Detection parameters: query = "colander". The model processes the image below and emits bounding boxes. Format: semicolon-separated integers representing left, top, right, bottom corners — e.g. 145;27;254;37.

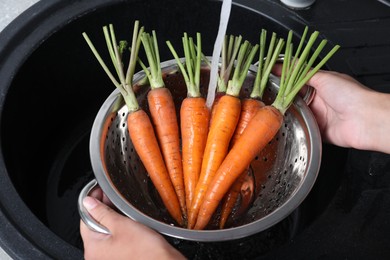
78;59;321;242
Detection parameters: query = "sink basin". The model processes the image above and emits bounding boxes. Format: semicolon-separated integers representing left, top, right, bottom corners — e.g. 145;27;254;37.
0;0;345;258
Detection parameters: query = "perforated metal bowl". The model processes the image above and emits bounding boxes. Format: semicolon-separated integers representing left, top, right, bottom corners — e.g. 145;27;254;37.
79;59;321;242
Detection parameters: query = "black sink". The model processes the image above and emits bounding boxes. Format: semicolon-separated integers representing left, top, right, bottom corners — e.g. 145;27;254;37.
0;0;389;259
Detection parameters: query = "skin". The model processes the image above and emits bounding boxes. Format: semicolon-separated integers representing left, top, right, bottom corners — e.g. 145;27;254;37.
80;188;185;260
80;70;390;258
305;70;390;154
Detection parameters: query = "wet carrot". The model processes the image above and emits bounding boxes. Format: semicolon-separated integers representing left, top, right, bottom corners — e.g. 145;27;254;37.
209;35;242;125
139;31;187;219
127;110;183;224
194;28;340;230
219;30;284;228
83;21;183;225
195;106;283;229
166;33;210;220
180;98;210;213
187;40;259;228
235;170;255;218
218;99;263;228
218;169;247;229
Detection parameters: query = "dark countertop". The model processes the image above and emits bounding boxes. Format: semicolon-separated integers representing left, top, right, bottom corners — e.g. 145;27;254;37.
294;0;390;92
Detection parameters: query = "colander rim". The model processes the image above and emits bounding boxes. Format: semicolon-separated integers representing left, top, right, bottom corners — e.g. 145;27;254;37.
89;60;322;242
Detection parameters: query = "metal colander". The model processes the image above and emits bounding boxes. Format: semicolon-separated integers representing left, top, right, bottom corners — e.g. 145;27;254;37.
79;59;321;242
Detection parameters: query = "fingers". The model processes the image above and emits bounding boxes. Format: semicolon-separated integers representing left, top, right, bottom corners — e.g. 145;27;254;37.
82;196;122;234
89;187;104;200
89;186;116;208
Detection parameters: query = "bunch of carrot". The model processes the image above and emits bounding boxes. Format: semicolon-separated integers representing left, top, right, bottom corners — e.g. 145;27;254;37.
83;21;184;226
83;21;339;230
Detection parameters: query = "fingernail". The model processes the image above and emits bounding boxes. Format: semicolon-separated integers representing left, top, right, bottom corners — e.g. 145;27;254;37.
83;196;98;211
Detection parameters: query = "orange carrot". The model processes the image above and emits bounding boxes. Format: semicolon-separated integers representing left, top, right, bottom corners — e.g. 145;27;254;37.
83;21;183;225
219;30;284;228
195;106;283;229
209;35;242;125
218;99;263;228
235;170;255;218
180;98;209;212
194;28;340;230
218;169;247;229
127;109;183;224
139;31;187;219
187;40;259;228
166;33;210;220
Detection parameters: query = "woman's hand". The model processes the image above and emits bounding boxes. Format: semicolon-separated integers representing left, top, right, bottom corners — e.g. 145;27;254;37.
273;65;390;154
80;187;185;260
306;70;390;154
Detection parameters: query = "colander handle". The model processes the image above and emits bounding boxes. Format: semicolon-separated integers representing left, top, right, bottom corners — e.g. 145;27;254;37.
78;179;111;235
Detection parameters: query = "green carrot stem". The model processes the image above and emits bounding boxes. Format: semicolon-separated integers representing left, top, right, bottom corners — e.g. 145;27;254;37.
295;39;327;85
189;37;197;68
282;27;309;94
226;35;234;64
219;35;228;83
251;30;284;99
183;33;195;90
283;44;340;108
258;38;284;98
194;33;202;90
272;27;340;115
166;32;202;98
166;42;188;81
141;31;165;89
82;21;142;112
279;42;292;96
284;31;319;95
289;26;308;77
108;25;127;92
83;32;120;89
217;35;242;93
103;25;120;79
252;29;267;95
262;32;277;76
282;31;294;87
125;21;144;86
226;40;259;97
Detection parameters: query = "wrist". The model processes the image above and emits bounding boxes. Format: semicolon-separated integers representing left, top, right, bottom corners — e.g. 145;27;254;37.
362;91;390;154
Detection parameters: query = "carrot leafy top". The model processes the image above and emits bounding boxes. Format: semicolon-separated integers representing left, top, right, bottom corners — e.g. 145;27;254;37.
217;35;243;93
166;32;202;98
138;31;165;90
82;21;144;112
251;29;284;100
226;40;259;97
272;27;340;114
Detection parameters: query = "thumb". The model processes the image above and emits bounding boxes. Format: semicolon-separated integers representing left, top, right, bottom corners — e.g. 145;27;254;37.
83;196;122;234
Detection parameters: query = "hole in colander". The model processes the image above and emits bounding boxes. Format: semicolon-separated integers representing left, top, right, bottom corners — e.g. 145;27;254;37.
96;66;317;233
